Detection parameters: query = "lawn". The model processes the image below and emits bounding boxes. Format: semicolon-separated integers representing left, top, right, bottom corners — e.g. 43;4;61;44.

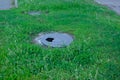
0;0;120;80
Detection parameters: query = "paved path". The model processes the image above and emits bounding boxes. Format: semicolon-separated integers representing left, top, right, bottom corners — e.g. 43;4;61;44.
0;0;17;10
95;0;120;14
0;0;12;10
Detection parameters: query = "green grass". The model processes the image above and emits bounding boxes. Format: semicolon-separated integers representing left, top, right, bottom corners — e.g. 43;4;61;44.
0;0;120;80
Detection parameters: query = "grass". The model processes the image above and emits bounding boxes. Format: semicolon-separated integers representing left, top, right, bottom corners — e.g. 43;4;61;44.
0;0;120;80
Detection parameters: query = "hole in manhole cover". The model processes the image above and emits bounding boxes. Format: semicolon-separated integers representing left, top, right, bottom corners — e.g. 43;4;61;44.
46;38;54;42
34;32;73;48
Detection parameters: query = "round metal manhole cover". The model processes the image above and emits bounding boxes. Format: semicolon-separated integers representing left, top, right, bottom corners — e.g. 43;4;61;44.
34;32;73;47
28;11;41;16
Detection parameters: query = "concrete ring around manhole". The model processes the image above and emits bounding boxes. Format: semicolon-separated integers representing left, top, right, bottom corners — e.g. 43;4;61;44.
34;32;74;48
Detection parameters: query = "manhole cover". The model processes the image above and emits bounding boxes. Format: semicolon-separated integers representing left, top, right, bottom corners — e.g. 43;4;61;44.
28;11;41;16
0;0;18;10
34;32;73;47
